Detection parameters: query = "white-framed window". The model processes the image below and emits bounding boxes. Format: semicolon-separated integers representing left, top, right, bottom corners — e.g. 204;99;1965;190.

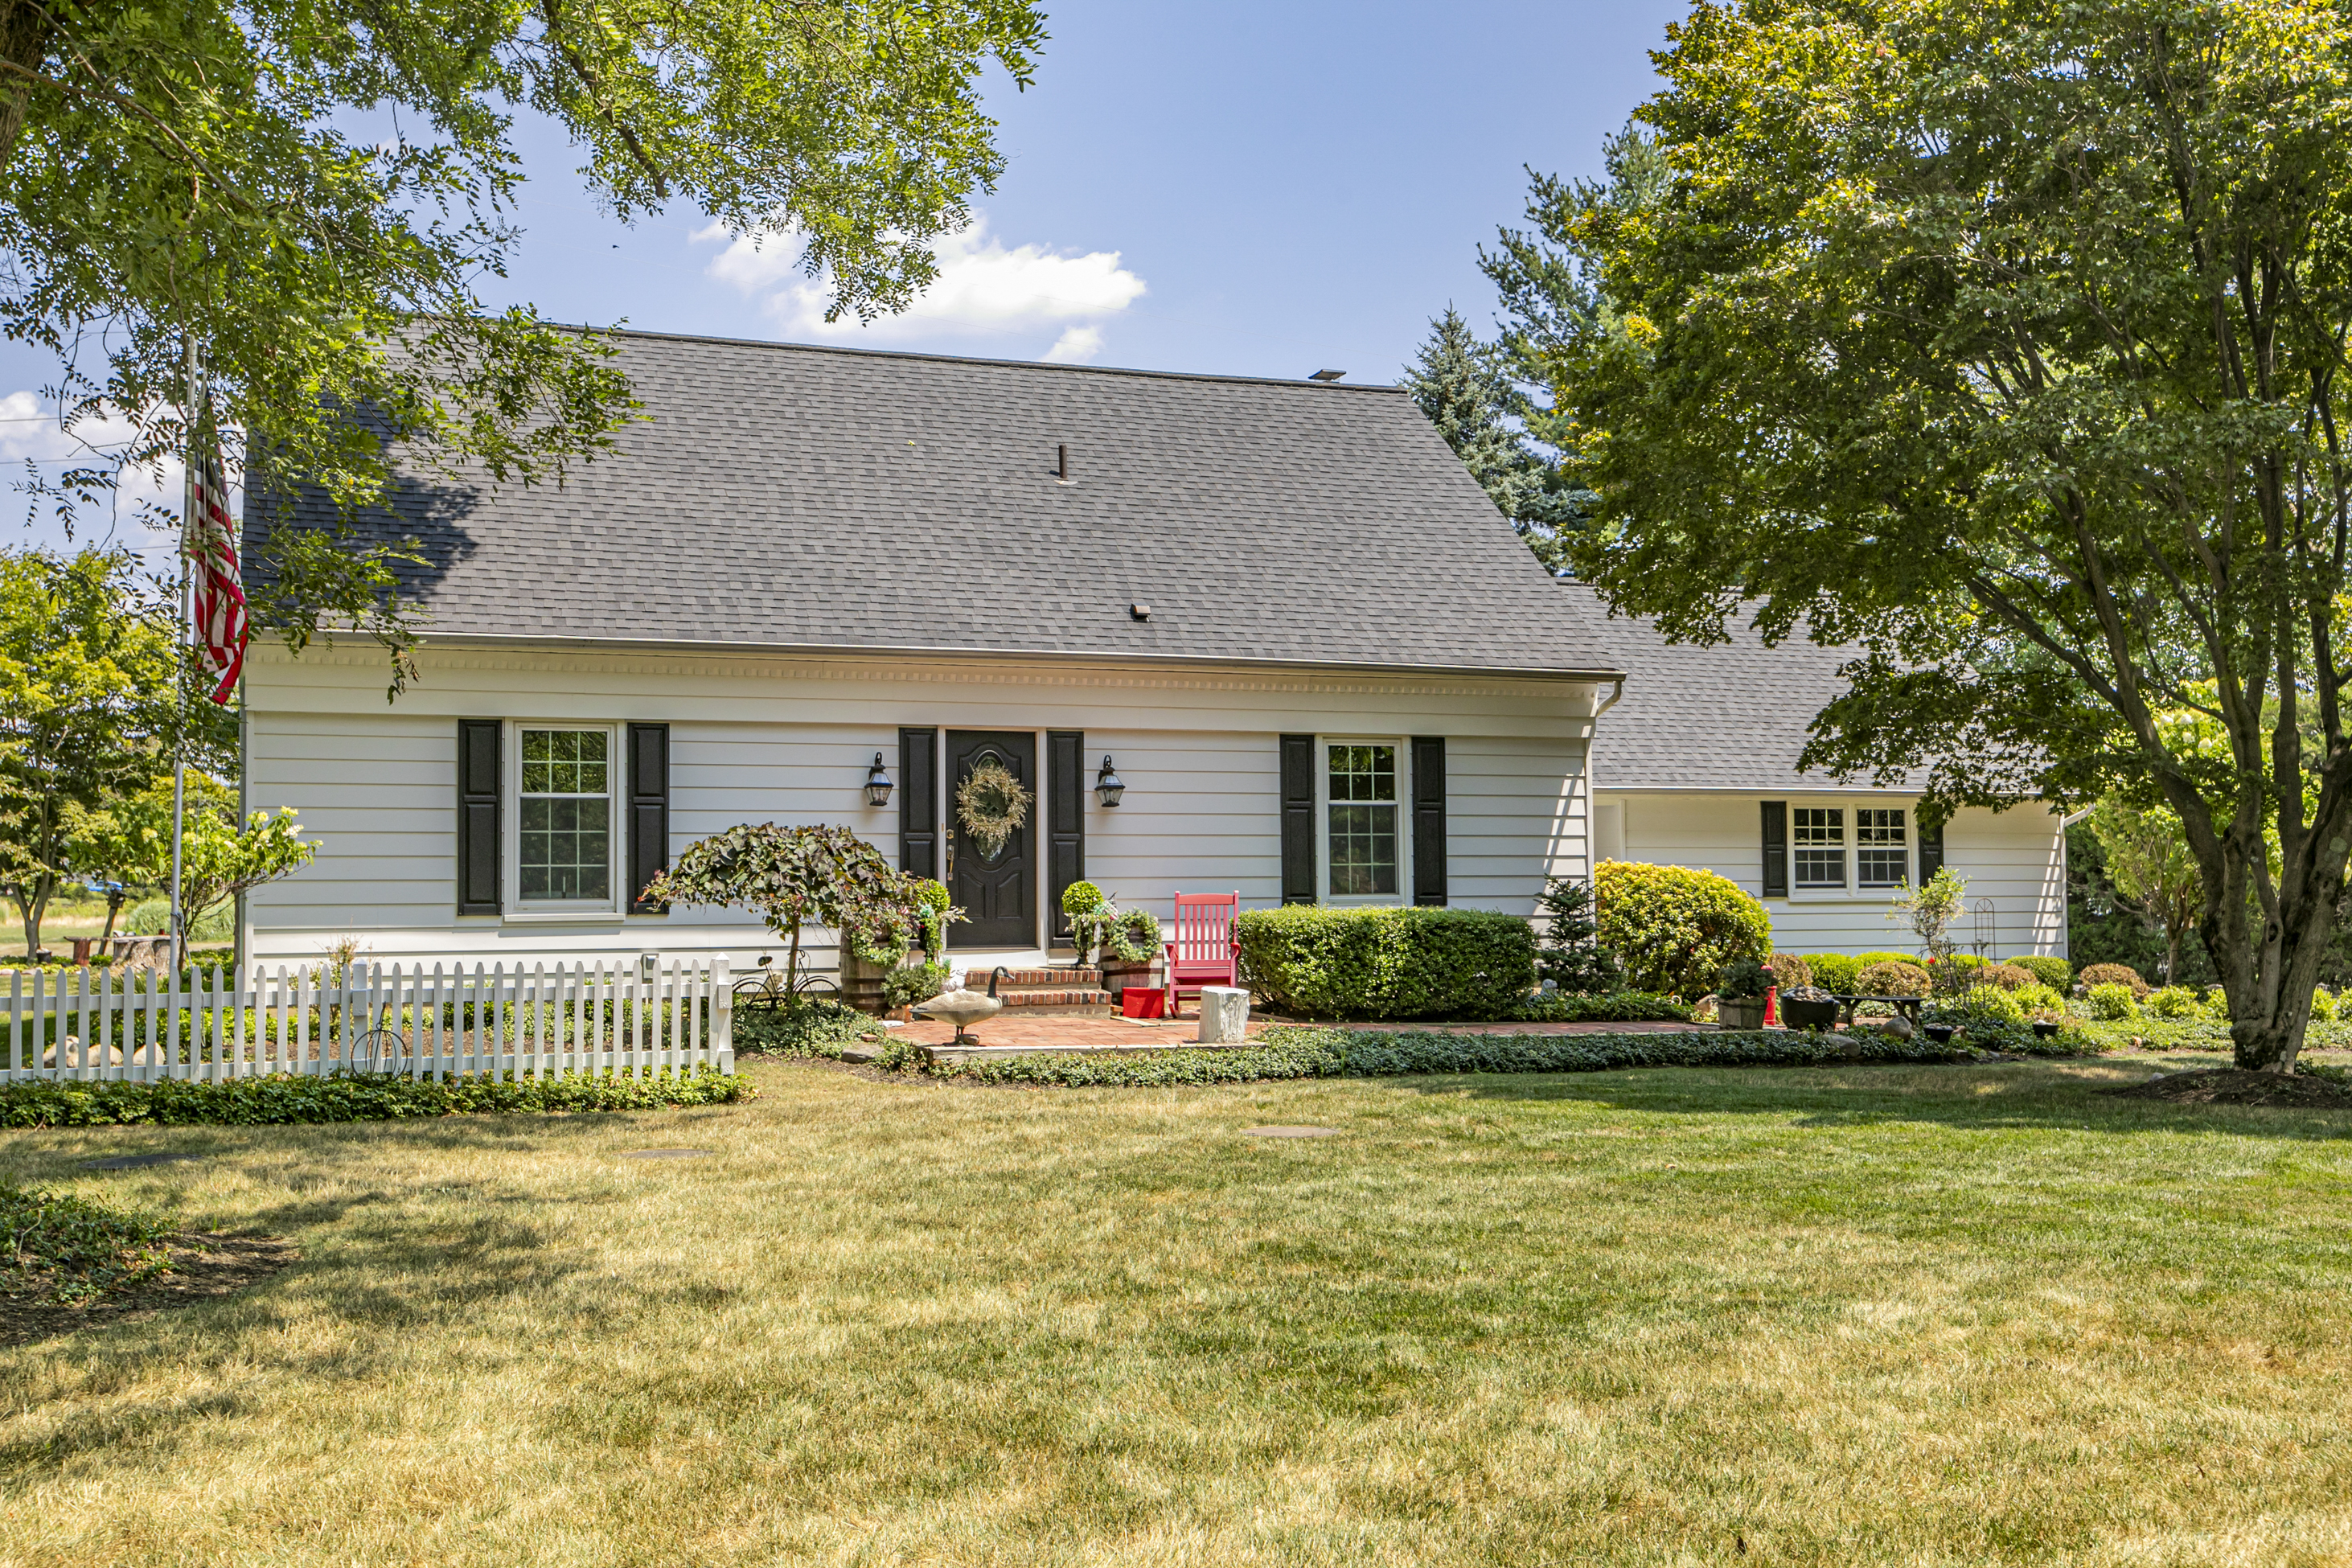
1324;739;1407;901
1781;800;1915;897
508;722;620;914
1857;807;1908;889
1794;807;1846;889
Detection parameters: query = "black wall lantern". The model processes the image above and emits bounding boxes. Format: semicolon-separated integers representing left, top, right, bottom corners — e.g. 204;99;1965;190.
864;752;894;807
1094;754;1126;808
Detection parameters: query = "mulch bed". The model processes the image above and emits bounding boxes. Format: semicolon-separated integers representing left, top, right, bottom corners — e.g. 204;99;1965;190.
2104;1069;2352;1107
0;1232;298;1348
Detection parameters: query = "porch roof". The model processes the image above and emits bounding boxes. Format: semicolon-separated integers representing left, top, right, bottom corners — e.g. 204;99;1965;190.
248;330;1620;682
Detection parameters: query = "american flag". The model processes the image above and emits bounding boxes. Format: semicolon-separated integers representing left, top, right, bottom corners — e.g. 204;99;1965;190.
187;409;247;704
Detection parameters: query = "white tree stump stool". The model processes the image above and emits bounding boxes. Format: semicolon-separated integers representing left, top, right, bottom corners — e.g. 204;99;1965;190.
1197;986;1250;1044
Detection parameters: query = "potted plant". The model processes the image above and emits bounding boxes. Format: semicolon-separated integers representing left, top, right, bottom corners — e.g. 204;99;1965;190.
1716;957;1772;1029
1778;983;1841;1032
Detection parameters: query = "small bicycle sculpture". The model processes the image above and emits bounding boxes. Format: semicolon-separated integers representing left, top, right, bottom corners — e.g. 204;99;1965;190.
730;953;839;1012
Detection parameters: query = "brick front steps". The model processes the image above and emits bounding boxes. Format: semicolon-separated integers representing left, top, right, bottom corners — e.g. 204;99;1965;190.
959;967;1114;1015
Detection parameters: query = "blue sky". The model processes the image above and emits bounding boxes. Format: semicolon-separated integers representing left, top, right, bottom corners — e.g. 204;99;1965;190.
1;0;1686;556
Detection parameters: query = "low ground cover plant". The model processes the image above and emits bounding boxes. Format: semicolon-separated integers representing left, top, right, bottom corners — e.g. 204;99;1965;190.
1233;905;1536;1020
733;999;876;1056
0;1067;753;1128
910;1024;1975;1088
0;1181;176;1305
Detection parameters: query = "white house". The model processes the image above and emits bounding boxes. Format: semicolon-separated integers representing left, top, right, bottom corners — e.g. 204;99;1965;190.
240;333;1620;967
239;330;2066;971
1569;587;2067;958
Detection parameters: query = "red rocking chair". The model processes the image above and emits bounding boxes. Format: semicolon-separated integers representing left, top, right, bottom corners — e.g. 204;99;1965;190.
1165;891;1242;1016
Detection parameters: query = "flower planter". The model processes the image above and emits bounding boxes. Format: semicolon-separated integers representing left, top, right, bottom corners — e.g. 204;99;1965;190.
1102;958;1162;1003
1924;1024;1957;1045
1780;997;1839;1032
2031;1020;2059;1040
838;951;889;1014
1718;996;1768;1030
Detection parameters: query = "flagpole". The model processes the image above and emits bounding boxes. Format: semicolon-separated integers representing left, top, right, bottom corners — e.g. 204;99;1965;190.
170;336;195;975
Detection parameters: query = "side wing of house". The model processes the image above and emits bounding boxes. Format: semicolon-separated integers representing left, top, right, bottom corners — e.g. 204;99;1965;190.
242;642;1606;967
1593;790;2067;958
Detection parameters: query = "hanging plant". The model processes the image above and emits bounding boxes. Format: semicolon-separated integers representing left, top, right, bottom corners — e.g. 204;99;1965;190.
956;761;1031;855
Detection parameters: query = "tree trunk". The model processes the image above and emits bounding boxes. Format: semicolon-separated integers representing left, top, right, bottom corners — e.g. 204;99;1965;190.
12;872;48;960
2192;808;2347;1075
101;888;125;942
0;0;51;166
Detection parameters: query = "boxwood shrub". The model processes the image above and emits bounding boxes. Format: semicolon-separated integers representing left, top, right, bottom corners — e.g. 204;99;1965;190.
1232;905;1537;1021
1593;863;1771;999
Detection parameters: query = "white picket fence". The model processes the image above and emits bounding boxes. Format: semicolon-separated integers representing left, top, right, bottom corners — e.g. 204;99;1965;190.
3;957;734;1082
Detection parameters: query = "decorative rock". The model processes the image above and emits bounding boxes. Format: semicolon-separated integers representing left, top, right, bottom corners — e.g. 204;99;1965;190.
43;1037;125;1069
1197;986;1250;1043
1879;1013;1915;1040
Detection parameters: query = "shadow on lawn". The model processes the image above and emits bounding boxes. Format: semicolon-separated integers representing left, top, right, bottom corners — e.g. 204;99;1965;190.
1401;1057;2352;1140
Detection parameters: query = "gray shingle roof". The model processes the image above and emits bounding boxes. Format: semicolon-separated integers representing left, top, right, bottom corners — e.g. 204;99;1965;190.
1561;585;1924;792
250;330;1619;678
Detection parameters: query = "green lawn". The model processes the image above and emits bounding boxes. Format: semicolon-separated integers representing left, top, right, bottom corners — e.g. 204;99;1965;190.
4;1052;2351;1566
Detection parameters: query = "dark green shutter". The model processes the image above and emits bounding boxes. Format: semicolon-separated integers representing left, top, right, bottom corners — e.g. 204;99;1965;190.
1760;800;1788;899
1047;730;1086;948
1918;814;1945;884
1280;733;1317;904
626;723;670;914
899;727;938;879
1410;736;1447;906
457;720;501;915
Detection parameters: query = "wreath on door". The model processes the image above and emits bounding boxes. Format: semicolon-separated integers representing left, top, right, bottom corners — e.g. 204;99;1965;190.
956;760;1032;856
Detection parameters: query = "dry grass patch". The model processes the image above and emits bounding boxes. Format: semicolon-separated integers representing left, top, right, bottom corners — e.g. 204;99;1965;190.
1;1054;2350;1565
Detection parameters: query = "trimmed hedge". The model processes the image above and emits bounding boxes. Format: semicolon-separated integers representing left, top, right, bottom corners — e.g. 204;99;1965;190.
1594;863;1771;999
1804;953;1865;993
917;1024;1974;1088
2006;954;2073;991
0;1067;754;1128
1233;905;1536;1021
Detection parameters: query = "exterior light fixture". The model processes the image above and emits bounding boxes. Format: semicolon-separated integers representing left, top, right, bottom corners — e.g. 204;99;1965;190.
864;752;894;807
1094;755;1126;808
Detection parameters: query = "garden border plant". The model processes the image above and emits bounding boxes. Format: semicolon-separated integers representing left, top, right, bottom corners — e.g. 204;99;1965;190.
0;1066;753;1129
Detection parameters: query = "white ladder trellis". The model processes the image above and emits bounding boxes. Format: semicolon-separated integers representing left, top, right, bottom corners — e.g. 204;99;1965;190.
2;957;733;1083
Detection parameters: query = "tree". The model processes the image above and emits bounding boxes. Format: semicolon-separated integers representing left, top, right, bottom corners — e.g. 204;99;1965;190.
1890;867;1967;968
1526;0;2352;1071
0;548;210;956
0;0;1047;681
1533;875;1619;993
175;797;317;958
1402;307;1584;571
2088;798;2205;985
642;823;932;1001
60;790;169;943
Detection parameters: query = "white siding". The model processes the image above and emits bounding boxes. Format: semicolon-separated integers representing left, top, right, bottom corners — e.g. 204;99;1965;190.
244;642;1603;965
1599;791;2066;958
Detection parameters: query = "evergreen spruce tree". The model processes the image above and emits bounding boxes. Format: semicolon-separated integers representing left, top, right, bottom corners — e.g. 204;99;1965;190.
1402;307;1585;573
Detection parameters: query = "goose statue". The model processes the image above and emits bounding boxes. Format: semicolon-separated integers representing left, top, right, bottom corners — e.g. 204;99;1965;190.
914;966;1013;1045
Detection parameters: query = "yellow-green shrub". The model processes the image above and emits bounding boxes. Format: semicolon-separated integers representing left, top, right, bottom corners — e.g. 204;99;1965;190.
2086;982;2140;1020
1804;953;1864;992
2310;986;2338;1022
1952;985;2026;1025
1592;862;1771;1000
2013;982;2067;1018
2005;954;2073;990
2146;986;2202;1020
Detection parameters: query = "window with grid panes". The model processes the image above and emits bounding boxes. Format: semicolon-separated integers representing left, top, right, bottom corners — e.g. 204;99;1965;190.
1857;807;1908;888
519;729;611;901
1328;744;1399;896
1793;807;1845;889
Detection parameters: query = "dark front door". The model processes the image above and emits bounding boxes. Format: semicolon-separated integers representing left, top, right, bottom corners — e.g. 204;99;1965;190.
947;730;1035;948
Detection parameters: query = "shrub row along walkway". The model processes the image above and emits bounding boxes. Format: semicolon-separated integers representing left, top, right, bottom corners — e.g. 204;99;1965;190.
893;1012;1714;1052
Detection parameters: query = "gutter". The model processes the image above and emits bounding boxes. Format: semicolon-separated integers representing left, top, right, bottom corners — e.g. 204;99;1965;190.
310;629;1630;686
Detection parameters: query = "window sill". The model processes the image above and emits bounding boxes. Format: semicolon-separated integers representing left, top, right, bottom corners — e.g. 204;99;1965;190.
499;910;627;924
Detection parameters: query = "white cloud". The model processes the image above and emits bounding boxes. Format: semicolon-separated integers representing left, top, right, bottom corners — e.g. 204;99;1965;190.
1042;325;1105;363
0;390;188;565
697;213;1146;360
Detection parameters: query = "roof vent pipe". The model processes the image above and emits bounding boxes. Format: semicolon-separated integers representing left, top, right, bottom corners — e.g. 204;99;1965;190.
1057;443;1070;481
